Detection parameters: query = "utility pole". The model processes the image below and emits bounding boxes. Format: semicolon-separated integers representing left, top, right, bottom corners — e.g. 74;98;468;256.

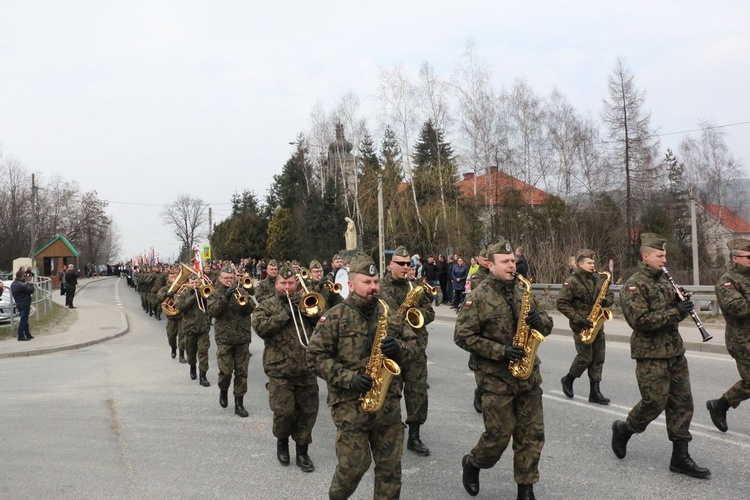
208;206;213;238
377;172;385;277
690;198;699;285
29;173;36;260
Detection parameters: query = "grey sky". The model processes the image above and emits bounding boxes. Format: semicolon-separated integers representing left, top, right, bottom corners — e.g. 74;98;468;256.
1;1;748;262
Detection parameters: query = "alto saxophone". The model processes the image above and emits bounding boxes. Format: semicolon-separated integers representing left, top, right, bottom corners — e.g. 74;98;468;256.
361;299;402;412
580;271;613;345
509;274;546;380
397;281;425;329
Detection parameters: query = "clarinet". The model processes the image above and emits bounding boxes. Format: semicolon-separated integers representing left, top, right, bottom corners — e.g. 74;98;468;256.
662;267;712;342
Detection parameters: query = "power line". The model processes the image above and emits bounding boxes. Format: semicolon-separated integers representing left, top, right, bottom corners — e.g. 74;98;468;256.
105;200;233;207
652;121;750;138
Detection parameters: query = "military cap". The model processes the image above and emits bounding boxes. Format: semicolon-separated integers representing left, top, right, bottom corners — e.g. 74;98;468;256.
189;273;200;280
393;246;410;258
727;238;750;252
277;262;295;279
640;232;667;250
309;259;322;269
220;263;233;274
349;253;378;277
291;260;299;266
487;239;513;256
576;249;596;262
267;259;278;267
332;254;342;261
479;247;488;258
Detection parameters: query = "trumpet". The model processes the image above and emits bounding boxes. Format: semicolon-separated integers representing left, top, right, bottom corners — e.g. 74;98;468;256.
295;272;326;317
234;287;249;306
323;280;342;294
417;278;439;296
240;274;255;295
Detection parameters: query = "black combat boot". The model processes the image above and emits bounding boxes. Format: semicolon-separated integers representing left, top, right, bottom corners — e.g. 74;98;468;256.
179;349;187;363
148;307;153;317
295;443;314;472
407;424;430;456
473;388;482;414
155;308;162;321
706;397;730;432
277;438;290;466
234;396;248;417
611;420;633;459
561;374;575;398
589;381;610;405
170;347;177;359
219;389;228;408
199;371;210;387
517;483;536;500
189;364;197;380
669;441;711;479
461;454;479;496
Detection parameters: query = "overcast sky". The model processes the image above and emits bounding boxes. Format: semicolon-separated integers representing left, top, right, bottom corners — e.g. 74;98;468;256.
1;1;748;262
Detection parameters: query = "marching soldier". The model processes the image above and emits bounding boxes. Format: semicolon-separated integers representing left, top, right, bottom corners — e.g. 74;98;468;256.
467;247;489;413
252;263;319;473
379;245;435;456
255;259;279;303
206;263;255;417
309;259;343;311
454;240;552;500
707;238;750;432
156;271;186;362
176;274;212;387
307;253;418;500
557;249;614;405
150;266;167;320
613;233;710;479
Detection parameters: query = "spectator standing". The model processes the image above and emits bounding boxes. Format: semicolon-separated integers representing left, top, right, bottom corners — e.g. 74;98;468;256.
451;256;468;309
11;269;34;341
437;254;449;304
64;264;80;309
423;256;441;305
515;246;530;279
468;256;479;278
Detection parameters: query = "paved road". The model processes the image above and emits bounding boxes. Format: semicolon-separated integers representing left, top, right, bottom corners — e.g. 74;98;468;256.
2;278;749;499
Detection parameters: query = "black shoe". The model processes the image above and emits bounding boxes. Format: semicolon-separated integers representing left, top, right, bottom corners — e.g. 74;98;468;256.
26;335;34;339
189;365;197;380
473;388;483;414
219;389;228;408
517;484;536;500
170;347;177;359
234;396;248;417
669;441;711;479
589;381;610;405
179;350;187;364
17;338;30;341
407;425;430;456
706;398;729;433
295;444;314;472
199;371;210;387
277;438;290;466
148;309;153;316
561;374;574;398
69;306;77;309
611;420;633;459
461;454;479;496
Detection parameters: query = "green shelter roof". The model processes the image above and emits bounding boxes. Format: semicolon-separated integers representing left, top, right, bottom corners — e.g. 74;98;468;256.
34;234;80;258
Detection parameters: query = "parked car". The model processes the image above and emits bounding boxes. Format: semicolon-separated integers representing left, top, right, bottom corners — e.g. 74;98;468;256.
0;279;20;322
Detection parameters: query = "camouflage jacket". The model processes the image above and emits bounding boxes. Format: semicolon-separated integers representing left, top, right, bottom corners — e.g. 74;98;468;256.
306;293;418;407
620;262;689;359
468;266;489;290
150;272;167;297
255;276;277;303
177;288;211;335
379;274;435;350
311;280;344;312
156;285;181;320
556;269;614;332
716;262;750;360
454;275;553;379
252;291;319;378
206;282;255;344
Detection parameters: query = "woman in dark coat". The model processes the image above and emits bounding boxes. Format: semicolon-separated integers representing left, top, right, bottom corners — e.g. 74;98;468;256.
451;256;468;309
11;269;35;341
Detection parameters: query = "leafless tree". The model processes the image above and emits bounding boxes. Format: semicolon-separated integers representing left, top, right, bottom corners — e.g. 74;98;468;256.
161;194;208;257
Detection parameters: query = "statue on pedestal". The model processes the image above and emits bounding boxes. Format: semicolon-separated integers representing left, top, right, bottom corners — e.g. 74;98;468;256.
344;217;357;251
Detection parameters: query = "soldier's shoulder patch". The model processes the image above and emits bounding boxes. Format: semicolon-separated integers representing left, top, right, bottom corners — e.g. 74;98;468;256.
563;282;569;287
318;316;326;323
628;286;637;292
723;282;734;289
464;301;472;308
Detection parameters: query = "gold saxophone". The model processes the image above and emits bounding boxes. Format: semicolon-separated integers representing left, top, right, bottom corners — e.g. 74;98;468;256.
361;299;402;412
580;271;613;345
509;274;546;380
397;281;426;329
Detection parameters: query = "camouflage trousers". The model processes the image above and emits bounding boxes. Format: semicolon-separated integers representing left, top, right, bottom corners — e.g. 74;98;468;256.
626;355;693;441
166;318;185;350
402;349;428;425
185;331;210;372
329;399;404;500
568;330;606;381
724;358;750;408
216;343;250;396
268;375;319;445
469;370;544;485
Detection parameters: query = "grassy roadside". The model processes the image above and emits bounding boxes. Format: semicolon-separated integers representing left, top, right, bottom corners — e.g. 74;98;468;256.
0;302;71;341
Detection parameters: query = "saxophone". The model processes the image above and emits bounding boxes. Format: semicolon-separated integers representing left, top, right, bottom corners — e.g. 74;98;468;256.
580;271;613;345
509;274;546;380
397;281;425;329
361;299;402;412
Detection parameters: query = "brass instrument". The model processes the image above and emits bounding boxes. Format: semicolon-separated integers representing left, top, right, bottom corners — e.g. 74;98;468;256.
295;272;326;317
199;273;214;299
323;280;342;294
417;278;439;297
580;271;613;345
161;263;194;316
228;263;249;306
663;267;713;342
397;281;426;329
361;298;401;412
240;274;255;294
286;291;310;347
298;267;311;280
509;274;546;380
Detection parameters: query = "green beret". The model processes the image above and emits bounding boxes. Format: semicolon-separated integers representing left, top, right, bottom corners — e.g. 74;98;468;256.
267;259;278;267
727;238;750;252
640;232;667;251
487;240;513;256
576;249;596;262
479;247;488;258
349;253;378;277
220;263;233;274
277;262;295;279
309;259;322;269
332;254;342;261
393;245;409;258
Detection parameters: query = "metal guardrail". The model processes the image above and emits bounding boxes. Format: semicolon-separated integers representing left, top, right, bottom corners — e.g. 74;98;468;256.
531;283;720;314
6;277;54;328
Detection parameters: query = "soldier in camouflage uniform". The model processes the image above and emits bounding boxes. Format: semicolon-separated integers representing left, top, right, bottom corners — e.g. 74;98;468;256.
176;274;212;387
206;263;255;417
307;254;419;500
309;260;343;311
255;259;279;303
557;248;614;405
252;263;319;473
152;267;168;321
613;233;710;479
467;247;489;414
379;245;435;457
706;238;750;432
454;240;552;500
156;271;186;362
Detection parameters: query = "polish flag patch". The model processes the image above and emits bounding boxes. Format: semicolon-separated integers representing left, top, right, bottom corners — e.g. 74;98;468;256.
464;301;472;308
318;316;327;323
724;282;734;289
563;282;569;288
628;286;637;292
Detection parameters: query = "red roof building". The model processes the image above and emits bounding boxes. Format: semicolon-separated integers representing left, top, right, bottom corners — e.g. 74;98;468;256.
701;203;750;234
456;167;550;206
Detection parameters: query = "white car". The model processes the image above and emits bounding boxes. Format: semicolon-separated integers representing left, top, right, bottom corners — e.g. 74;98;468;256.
0;280;19;322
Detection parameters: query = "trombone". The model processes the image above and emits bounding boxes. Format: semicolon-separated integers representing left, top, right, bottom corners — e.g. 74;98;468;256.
295;272;326;317
286;291;310;347
199;273;214;298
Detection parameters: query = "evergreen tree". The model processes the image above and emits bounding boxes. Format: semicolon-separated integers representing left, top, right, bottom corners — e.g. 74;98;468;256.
411;119;458;204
